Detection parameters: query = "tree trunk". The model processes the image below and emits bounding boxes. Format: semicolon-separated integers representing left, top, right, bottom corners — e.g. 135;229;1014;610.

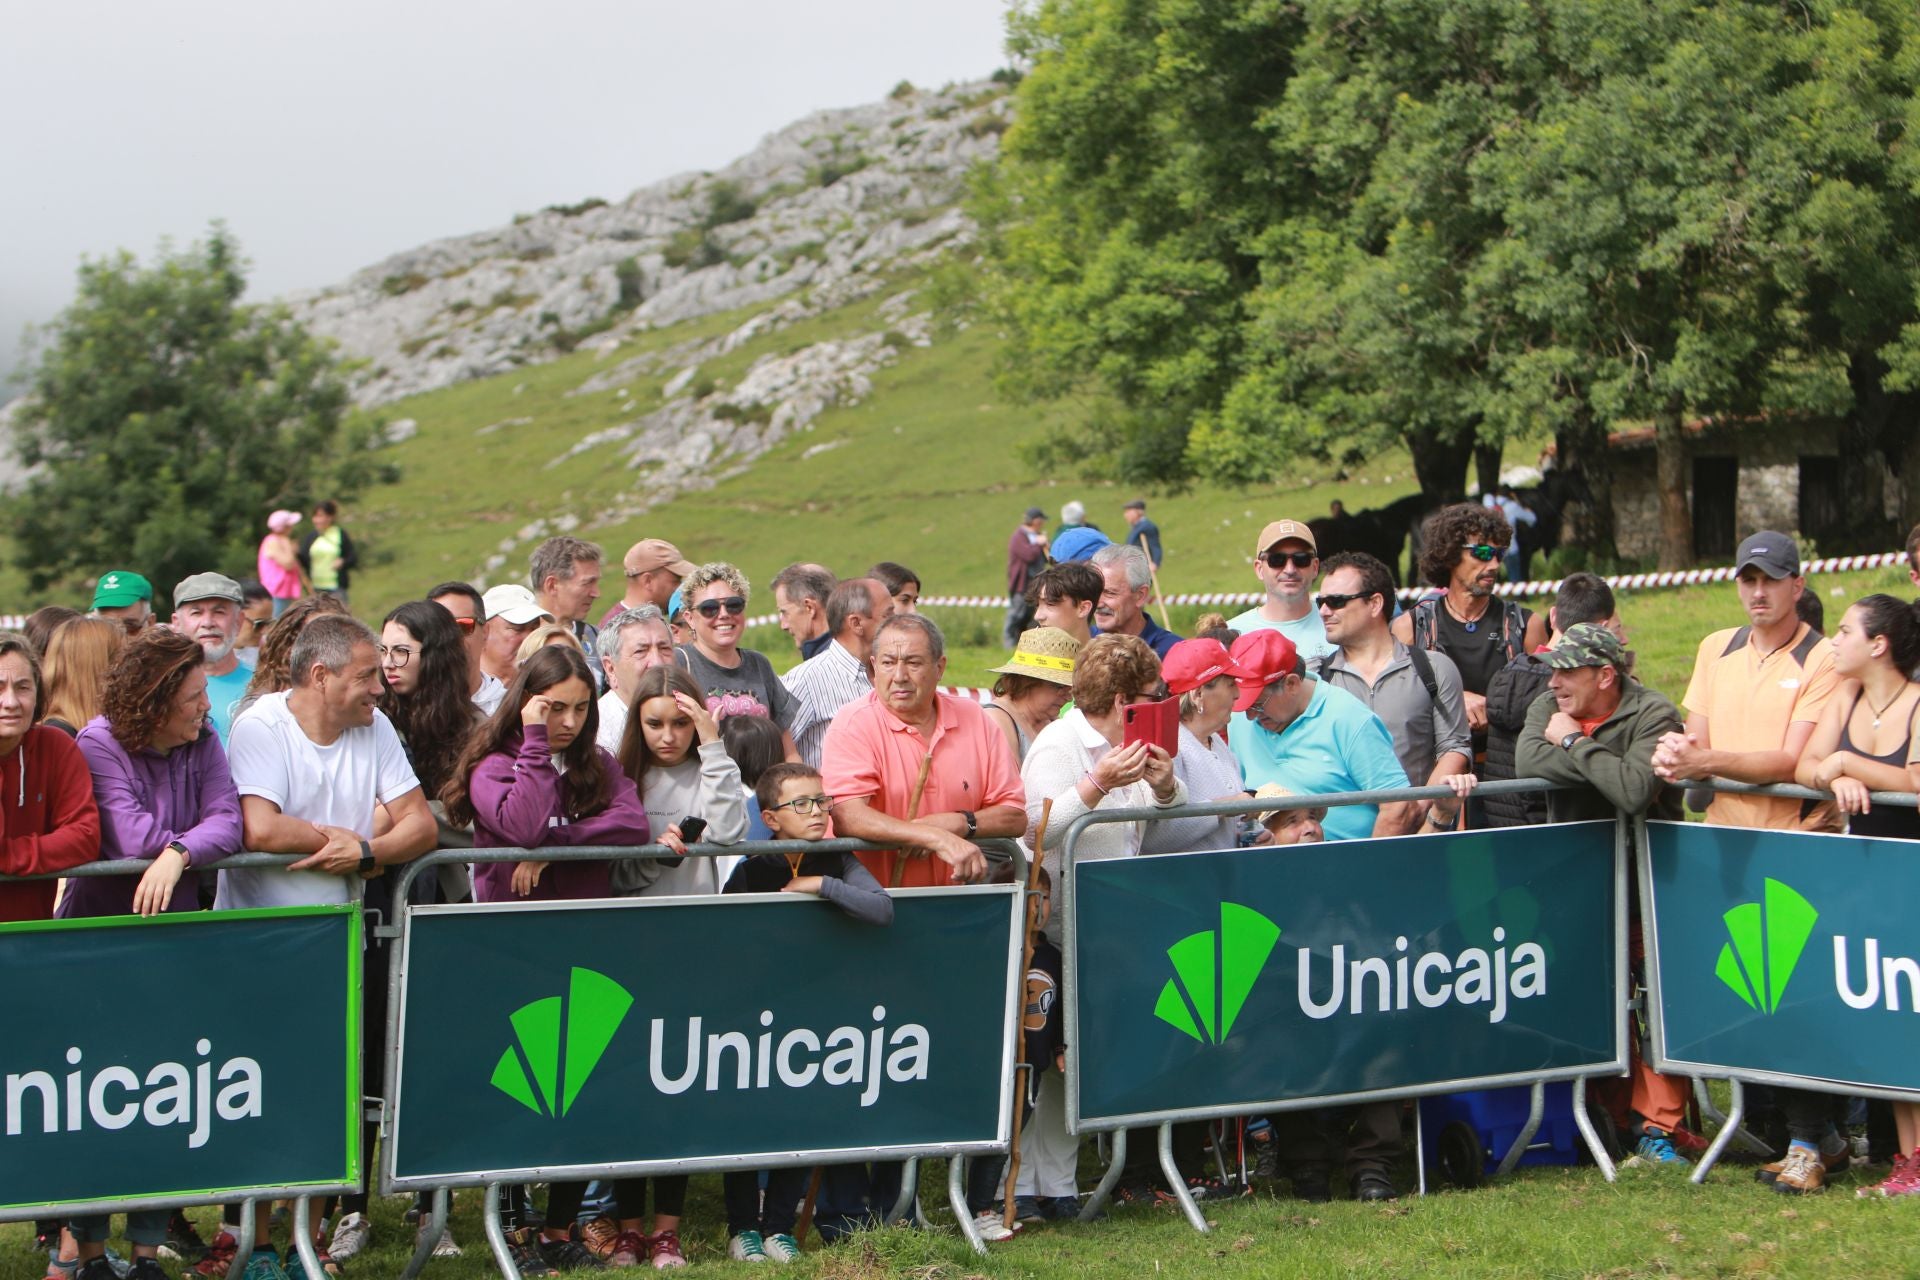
1553;404;1617;564
1653;397;1693;570
1474;442;1503;497
1839;357;1913;554
1406;430;1472;505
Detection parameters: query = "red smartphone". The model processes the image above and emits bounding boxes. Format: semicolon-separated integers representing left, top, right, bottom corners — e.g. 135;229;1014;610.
1122;697;1180;758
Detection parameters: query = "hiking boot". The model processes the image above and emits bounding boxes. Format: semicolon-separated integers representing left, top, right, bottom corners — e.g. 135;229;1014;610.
1351;1169;1399;1201
125;1260;170;1280
1249;1128;1280;1180
508;1239;557;1278
1757;1143;1849;1185
1634;1128;1692;1167
726;1231;768;1263
578;1219;621;1264
191;1234;239;1279
646;1230;685;1270
160;1213;210;1264
762;1233;800;1264
1291;1170;1332;1203
76;1261;119;1280
1773;1144;1830;1195
537;1238;606;1272
326;1213;370;1264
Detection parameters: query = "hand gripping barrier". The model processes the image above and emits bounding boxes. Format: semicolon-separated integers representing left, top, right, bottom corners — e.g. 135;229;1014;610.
1052;778;1639;1231
377;838;1031;1274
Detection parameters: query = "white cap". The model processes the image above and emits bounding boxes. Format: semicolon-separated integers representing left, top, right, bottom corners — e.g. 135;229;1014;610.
483;583;553;626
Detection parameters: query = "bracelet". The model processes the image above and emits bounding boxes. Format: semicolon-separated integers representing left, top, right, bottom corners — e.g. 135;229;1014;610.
1084;772;1110;796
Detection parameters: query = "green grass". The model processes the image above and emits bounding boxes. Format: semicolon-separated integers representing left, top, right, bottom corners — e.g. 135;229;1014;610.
9;1147;1917;1280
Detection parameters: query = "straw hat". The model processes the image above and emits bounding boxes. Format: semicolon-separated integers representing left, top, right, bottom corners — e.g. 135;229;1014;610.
990;627;1081;687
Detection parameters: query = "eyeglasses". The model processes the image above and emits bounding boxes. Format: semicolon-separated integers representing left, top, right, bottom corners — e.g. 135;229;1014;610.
1314;592;1368;611
767;794;834;815
693;596;747;619
1464;544;1504;562
378;645;415;668
1263;550;1316;570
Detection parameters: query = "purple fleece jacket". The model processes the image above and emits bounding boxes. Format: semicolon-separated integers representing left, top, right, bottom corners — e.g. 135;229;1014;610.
61;716;243;918
469;725;653;903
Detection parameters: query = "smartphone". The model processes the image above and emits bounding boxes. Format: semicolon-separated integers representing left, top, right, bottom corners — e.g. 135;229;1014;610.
1121;697;1180;758
678;816;709;843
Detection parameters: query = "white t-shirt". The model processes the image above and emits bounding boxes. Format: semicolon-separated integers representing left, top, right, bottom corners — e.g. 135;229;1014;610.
596;686;630;754
473;672;507;718
218;692;421;909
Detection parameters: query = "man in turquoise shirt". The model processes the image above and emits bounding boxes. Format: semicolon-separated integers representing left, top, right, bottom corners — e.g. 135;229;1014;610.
1226;630;1418;841
171;572;255;740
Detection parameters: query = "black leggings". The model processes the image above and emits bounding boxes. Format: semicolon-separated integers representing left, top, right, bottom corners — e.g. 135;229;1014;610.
722;1169;811;1237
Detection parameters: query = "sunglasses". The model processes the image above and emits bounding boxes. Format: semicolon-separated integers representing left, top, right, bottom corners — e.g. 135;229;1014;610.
1314;592;1369;611
1464;544;1504;562
693;596;747;619
1263;550;1316;570
447;615;477;633
767;794;834;815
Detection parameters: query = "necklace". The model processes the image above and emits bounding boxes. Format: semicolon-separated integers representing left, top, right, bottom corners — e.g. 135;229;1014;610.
1866;684;1910;730
1443;594;1493;635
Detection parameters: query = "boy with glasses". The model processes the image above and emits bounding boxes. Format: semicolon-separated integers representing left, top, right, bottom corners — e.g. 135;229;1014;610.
1228;520;1335;664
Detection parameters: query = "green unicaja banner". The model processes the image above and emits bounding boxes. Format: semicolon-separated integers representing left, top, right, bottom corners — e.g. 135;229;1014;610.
1644;820;1920;1096
1069;823;1621;1130
387;886;1021;1188
0;905;361;1218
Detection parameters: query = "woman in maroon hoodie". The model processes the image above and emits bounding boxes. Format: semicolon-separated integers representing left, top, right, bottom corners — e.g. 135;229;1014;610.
0;631;100;924
440;644;653;1274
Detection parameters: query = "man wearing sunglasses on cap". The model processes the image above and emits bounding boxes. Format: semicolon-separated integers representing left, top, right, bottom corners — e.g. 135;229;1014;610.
1392;504;1547;812
1228;519;1336;665
427;580;507;716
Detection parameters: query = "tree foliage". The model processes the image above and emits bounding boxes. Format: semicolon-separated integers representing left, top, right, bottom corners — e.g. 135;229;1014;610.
8;228;391;601
981;0;1920;563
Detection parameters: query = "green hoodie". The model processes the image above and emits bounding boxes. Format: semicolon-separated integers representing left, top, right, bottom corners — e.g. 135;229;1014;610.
1516;678;1683;822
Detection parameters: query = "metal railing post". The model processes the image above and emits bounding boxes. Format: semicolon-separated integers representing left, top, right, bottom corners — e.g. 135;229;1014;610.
1691;1079;1746;1184
482;1183;521;1280
948;1155;984;1255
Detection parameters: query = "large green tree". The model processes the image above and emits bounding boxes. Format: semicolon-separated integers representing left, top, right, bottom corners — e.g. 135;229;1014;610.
8;228;388;601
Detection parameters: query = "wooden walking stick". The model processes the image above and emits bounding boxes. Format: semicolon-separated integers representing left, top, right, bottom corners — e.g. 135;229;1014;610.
1147;558;1174;632
1002;800;1052;1230
888;751;935;888
792;1166;825;1246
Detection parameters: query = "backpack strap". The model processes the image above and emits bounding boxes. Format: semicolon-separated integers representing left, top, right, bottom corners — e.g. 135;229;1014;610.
1405;642;1441;706
1498;598;1528;664
1410;597;1437;651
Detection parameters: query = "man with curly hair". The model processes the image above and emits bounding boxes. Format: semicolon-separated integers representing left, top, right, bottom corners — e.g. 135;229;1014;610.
1392;504;1547;791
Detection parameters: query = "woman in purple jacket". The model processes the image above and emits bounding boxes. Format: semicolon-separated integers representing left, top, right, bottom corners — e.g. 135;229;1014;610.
440;644;653;1274
66;628;242;919
63;628;241;1276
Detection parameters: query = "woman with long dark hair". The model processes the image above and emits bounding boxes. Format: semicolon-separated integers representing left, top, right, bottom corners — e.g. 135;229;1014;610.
439;645;652;1272
379;601;481;799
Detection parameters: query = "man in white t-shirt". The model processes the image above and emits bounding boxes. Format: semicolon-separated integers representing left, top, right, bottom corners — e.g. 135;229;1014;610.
1228;518;1334;664
222;615;436;907
595;604;677;751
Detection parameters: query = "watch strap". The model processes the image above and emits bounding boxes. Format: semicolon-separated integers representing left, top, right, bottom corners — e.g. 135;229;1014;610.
358;838;376;874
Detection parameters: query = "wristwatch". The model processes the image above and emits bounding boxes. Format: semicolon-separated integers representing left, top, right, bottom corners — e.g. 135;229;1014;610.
166;840;191;864
962;810;978;839
1560;731;1585;751
358;839;377;876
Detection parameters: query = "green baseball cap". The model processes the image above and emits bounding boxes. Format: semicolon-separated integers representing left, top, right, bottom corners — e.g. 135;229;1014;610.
1542;622;1628;671
91;570;153;610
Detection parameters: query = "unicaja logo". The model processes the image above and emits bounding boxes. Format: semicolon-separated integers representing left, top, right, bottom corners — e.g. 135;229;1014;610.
490;968;633;1118
1153;903;1281;1045
1715;878;1819;1015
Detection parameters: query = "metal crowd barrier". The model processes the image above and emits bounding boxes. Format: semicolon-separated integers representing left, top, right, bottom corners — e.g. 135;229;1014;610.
377;838;1031;1275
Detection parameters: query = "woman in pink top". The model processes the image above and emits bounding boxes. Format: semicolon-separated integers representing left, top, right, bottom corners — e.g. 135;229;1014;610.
257;509;308;617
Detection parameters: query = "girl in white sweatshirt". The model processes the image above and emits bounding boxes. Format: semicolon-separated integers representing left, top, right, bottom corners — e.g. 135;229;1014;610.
609;665;747;896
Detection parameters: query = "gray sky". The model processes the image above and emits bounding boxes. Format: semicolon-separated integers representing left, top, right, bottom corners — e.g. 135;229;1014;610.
0;0;1012;394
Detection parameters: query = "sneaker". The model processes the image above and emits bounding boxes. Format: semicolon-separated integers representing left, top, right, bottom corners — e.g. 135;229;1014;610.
421;1225;463;1259
727;1231;768;1263
1181;1177;1250;1203
762;1234;801;1264
1012;1196;1046;1224
1774;1144;1830;1195
238;1251;288;1280
578;1219;621;1264
326;1214;370;1264
647;1230;686;1270
1039;1195;1083;1219
1859;1150;1919;1198
126;1260;170;1280
1250;1129;1280;1180
1634;1129;1692;1167
161;1212;211;1263
1757;1143;1849;1185
192;1232;239;1278
76;1262;118;1280
536;1238;606;1272
508;1239;558;1278
1110;1180;1158;1208
971;1211;1020;1242
281;1246;340;1280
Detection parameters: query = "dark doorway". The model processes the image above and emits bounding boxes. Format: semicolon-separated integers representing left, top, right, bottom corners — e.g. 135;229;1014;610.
1692;456;1739;561
1799;456;1842;551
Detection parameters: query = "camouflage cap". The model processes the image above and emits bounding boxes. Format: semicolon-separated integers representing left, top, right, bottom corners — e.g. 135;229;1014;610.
1542;622;1628;671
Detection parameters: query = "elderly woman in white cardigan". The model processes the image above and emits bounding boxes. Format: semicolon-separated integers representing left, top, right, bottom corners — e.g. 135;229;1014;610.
1021;632;1186;941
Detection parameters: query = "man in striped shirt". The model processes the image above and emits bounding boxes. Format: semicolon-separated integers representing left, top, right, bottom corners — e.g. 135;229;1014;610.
783;577;893;768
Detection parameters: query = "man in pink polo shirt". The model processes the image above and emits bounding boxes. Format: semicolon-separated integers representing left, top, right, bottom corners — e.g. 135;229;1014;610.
822;614;1025;887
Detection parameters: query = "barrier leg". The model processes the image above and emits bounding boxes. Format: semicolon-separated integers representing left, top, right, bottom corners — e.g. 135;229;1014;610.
1691;1078;1744;1185
291;1199;324;1280
399;1188;450;1280
482;1184;521;1280
1693;1077;1771;1155
1080;1129;1126;1222
1570;1077;1616;1183
1494;1081;1546;1178
1157;1122;1208;1234
224;1200;257;1280
886;1159;918;1226
949;1156;985;1256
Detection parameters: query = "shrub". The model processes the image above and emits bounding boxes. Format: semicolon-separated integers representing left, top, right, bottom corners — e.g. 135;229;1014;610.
662;228;726;271
808;153;874;188
890;80;916;100
543;197;608;217
703;180;759;229
381;273;429;296
615;257;644;310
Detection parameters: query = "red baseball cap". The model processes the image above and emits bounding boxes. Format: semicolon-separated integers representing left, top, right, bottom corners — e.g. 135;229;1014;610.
1160;638;1256;695
1228;630;1301;712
